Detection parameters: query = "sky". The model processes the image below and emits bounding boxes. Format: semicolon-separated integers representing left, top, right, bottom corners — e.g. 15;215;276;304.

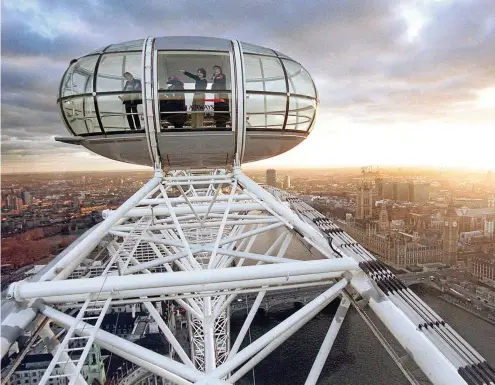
1;0;495;173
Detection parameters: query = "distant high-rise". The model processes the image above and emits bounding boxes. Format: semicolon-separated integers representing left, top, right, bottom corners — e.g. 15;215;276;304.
393;182;409;201
74;196;81;209
409;183;430;203
377;181;393;200
442;200;459;266
6;195;15;209
284;175;291;189
14;197;23;211
266;169;277;187
21;191;32;205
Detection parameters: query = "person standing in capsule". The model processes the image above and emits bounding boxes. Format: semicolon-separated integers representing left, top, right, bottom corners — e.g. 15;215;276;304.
119;72;142;130
179;68;207;128
211;65;229;128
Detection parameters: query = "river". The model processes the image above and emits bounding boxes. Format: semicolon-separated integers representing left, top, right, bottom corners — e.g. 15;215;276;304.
230;284;495;385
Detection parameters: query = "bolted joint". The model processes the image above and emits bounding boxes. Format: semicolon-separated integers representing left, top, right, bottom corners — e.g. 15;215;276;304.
6;281;24;302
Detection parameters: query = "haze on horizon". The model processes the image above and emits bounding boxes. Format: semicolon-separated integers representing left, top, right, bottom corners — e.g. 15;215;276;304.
1;0;495;173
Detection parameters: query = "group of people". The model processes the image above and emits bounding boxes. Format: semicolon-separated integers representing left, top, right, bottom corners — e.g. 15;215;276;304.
179;65;229;128
120;65;230;130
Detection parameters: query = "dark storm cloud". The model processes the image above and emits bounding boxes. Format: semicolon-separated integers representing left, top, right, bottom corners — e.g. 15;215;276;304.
1;18;92;58
1;0;494;167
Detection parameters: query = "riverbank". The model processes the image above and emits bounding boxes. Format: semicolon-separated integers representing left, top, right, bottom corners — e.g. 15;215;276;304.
439;294;495;326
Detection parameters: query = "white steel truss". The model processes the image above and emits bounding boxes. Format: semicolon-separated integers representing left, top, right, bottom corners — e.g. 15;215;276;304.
2;168;495;385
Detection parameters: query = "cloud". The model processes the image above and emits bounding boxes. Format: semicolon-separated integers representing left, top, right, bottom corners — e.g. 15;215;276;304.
1;0;495;172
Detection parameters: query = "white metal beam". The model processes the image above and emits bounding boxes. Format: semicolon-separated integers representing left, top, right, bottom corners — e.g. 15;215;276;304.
39;305;215;384
304;296;350;385
227;290;266;360
206;278;348;380
118;203;265;218
143;301;195;368
39;273;340;304
8;259;358;301
39;324;87;385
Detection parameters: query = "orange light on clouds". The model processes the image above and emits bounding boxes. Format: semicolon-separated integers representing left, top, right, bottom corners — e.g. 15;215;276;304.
248;114;495;170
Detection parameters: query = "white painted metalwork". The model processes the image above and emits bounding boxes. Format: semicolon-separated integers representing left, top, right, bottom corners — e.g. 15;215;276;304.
38;296;112;385
232;40;246;162
142;36;160;168
304;296;350;385
3;168;494;385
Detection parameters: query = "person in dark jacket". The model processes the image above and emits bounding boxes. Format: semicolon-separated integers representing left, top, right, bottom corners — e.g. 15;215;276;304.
211;65;229;128
160;77;187;129
119;72;142;130
179;68;207;128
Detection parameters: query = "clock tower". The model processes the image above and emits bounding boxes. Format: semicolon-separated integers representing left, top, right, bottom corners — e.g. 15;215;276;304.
442;200;459;266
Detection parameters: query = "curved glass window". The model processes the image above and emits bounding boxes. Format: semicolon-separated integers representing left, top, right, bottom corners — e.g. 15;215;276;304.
60;56;97;97
273;50;292;60
155;36;231;51
241;42;276;57
96;53;142;92
105;39;144;52
286;97;316;131
283;60;316;97
58;38;318;137
157;52;231;130
62;97;100;134
86;46;107;55
244;55;286;93
246;94;286;129
97;94;143;132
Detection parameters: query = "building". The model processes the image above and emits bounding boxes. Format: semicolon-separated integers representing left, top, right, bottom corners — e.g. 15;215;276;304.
283;175;291;189
459;231;484;244
377;181;394;200
266;169;276;187
21;191;32;205
454;198;487;208
8;346;105;385
378;203;389;231
484;215;495;238
7;195;15;209
339;219;443;268
393;182;409;201
14;197;24;211
355;185;373;220
488;191;495;209
454;207;495;235
443;201;459;266
471;255;495;288
409;183;430;203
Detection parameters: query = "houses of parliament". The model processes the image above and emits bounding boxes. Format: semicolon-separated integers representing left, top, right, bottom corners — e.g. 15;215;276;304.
338;175;495;271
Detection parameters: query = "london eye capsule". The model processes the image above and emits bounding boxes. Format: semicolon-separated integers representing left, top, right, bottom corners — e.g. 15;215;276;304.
56;36;318;168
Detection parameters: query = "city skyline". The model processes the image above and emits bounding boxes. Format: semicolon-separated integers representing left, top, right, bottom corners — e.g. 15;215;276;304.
2;0;495;173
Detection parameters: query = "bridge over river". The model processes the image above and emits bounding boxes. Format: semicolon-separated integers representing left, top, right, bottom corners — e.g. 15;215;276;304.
229;271;437;315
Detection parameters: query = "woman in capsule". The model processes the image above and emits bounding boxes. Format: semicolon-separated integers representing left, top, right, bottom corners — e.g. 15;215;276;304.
179;68;207;128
